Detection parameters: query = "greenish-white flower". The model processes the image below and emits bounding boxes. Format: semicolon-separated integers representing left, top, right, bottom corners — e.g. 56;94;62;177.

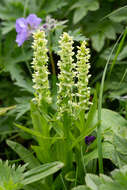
76;41;91;112
57;32;75;118
31;29;51;105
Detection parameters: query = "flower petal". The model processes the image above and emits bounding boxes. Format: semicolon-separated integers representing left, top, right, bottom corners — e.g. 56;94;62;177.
26;14;42;29
16;29;28;46
15;18;27;33
85;136;95;145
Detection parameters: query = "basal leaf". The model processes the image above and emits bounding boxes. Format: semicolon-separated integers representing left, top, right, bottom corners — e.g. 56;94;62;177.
22;161;64;185
91;33;105;52
7;140;40;169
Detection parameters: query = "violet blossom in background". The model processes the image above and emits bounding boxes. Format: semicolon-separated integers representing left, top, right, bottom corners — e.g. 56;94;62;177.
85;136;96;145
16;14;42;46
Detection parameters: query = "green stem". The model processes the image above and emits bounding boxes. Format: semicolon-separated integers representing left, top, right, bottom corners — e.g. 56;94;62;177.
60;174;67;190
97;32;123;174
22;47;32;76
49;50;56;75
48;32;56;75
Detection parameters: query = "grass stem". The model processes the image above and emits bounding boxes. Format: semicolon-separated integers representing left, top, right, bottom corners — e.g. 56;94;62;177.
97;31;124;173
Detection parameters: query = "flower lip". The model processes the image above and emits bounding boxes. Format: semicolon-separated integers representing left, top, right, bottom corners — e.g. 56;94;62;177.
85;136;96;145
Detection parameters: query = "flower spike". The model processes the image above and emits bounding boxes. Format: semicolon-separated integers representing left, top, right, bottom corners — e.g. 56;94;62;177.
57;32;75;118
76;41;91;112
31;29;51;106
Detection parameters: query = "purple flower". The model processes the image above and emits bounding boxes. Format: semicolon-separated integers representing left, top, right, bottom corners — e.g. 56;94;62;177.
85;136;95;145
16;14;42;46
26;14;42;29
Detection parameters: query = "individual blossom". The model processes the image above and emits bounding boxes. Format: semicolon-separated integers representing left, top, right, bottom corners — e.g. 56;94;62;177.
16;14;42;46
57;32;75;118
31;29;51;105
76;41;91;113
85;136;96;145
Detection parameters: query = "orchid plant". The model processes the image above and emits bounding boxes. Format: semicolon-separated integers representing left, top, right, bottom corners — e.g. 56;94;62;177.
13;25;99;189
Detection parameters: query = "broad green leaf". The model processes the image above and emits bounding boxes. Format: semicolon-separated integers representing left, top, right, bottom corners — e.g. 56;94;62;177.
7;140;40;169
31;145;50;163
73;7;87;24
91;33;105;52
30;102;52;161
22;161;64;185
113;135;127;155
103;23;116;40
31;102;49;135
93;108;127;135
88;1;99;11
72;0;99;24
85;174;101;190
111;165;127;183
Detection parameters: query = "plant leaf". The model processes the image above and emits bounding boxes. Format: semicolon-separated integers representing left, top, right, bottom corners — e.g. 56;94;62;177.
22;161;64;185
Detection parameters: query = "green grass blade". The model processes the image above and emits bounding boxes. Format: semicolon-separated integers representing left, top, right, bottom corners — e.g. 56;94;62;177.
100;5;127;21
109;28;127;77
97;31;123;173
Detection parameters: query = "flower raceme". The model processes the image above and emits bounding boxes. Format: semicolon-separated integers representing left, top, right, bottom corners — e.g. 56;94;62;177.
31;29;51;105
57;33;91;118
15;14;42;46
31;30;91;117
76;41;91;113
57;33;75;118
